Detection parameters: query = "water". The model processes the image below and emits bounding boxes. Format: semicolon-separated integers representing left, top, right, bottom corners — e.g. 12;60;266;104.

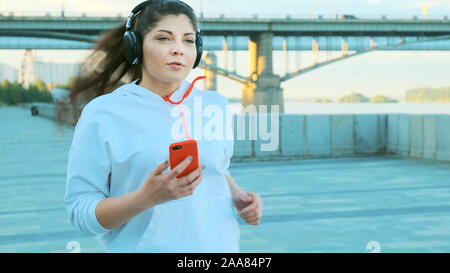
229;102;450;114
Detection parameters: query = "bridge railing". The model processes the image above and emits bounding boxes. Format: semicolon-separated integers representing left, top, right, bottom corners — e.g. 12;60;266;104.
1;12;448;21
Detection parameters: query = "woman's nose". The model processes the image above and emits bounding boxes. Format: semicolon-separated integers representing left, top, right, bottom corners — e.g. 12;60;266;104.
170;45;184;56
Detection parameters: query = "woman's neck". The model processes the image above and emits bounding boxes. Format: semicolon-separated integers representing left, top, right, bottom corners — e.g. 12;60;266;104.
138;75;182;98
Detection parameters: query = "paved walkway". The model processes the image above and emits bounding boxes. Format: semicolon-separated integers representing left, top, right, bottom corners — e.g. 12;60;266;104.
1;106;450;253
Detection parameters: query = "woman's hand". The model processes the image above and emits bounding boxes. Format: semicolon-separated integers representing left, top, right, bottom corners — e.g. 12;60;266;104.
137;156;203;209
232;191;263;225
95;156;202;230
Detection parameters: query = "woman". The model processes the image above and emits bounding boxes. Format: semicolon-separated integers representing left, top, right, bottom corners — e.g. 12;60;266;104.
61;0;262;253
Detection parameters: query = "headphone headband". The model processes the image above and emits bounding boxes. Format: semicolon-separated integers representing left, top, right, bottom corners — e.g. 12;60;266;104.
132;0;154;14
125;0;200;32
126;0;153;32
123;0;203;67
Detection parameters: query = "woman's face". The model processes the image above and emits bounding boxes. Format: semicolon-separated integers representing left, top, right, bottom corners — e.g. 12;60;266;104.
141;14;197;85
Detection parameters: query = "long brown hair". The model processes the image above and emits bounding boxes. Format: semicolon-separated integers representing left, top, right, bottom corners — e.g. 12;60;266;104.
56;0;199;127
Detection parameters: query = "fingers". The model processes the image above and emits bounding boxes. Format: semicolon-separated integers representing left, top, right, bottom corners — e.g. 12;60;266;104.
239;193;259;213
164;163;203;201
238;192;263;225
241;202;257;214
150;159;170;177
240;207;259;218
240;211;261;225
168;156;193;179
240;192;253;203
179;173;203;196
244;214;260;221
178;165;203;187
246;219;261;225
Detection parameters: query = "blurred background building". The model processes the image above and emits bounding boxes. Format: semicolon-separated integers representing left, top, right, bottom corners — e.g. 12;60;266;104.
0;62;18;82
17;49;80;88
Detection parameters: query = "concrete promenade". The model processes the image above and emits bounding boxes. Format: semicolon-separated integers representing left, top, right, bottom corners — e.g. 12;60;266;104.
1;106;450;253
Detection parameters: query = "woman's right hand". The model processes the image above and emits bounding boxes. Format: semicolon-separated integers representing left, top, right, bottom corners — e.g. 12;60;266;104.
137;156;204;209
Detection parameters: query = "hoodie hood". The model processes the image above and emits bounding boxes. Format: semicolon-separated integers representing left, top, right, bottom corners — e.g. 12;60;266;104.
114;79;195;104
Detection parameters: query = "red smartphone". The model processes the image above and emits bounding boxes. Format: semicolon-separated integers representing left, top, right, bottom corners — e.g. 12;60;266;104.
169;139;199;178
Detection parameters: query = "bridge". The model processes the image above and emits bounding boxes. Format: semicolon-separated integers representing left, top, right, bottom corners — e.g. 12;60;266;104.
2;14;450;111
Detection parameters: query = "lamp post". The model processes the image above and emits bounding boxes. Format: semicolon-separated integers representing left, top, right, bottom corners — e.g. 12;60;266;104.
199;0;204;17
61;0;66;18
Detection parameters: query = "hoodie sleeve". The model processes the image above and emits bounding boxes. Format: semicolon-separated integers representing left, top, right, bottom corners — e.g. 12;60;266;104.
64;101;112;237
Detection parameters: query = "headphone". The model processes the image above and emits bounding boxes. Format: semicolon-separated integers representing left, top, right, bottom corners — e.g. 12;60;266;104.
123;0;203;69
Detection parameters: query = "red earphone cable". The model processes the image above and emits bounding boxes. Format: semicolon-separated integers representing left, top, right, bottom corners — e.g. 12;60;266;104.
162;76;205;140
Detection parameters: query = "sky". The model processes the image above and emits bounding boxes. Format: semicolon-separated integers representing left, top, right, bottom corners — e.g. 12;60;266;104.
2;0;450;17
1;0;450;100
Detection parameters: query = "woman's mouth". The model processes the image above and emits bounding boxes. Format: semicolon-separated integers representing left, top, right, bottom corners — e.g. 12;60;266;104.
167;62;185;70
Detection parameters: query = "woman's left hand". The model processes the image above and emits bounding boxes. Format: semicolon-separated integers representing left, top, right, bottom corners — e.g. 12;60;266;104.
232;191;263;225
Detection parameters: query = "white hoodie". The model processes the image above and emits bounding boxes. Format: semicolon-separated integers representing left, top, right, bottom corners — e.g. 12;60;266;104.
64;79;239;253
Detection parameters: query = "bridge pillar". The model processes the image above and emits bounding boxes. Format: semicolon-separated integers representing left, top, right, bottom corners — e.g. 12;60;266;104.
242;32;284;113
203;51;217;91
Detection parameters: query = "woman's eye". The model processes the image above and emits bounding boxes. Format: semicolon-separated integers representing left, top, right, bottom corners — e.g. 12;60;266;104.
157;37;194;44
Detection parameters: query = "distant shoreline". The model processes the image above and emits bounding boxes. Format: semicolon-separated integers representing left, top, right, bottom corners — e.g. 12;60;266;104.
227;98;450;104
228;98;450;104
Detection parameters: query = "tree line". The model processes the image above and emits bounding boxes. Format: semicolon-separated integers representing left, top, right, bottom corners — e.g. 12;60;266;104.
405;87;450;102
338;93;398;103
0;78;54;107
314;86;450;103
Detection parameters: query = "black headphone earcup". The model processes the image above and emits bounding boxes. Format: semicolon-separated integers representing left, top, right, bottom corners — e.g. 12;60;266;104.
134;31;143;64
194;34;203;69
123;31;143;65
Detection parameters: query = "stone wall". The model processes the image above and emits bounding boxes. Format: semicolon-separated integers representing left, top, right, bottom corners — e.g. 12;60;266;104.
21;103;450;163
